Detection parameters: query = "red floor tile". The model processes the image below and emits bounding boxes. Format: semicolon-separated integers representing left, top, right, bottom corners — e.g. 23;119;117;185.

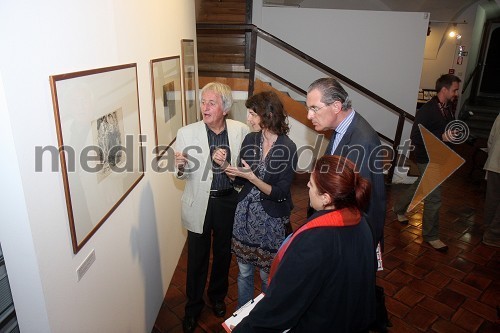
404;305;439;331
451;308;484;332
418;297;455;320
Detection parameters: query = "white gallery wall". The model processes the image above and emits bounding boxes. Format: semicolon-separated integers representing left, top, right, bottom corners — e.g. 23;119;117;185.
262;1;497;115
253;6;428;154
0;1;194;332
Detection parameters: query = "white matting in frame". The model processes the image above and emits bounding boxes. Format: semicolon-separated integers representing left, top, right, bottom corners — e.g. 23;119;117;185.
50;63;144;254
150;56;182;155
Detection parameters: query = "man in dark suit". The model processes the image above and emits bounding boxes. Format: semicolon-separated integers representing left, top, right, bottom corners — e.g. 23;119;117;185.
306;78;389;332
306;77;387;247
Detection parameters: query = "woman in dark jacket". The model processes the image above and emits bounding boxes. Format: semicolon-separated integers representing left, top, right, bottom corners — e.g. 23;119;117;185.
233;155;376;333
224;91;297;308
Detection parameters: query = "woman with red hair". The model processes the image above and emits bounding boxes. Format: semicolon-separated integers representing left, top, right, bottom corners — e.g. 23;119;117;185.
233;155;376;333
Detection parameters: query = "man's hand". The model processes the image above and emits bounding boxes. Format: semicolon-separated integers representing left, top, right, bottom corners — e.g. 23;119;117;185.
212;147;229;169
442;129;459;142
175;151;187;175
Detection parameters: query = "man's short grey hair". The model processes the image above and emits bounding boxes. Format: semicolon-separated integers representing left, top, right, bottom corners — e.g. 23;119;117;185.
308;77;352;111
200;82;233;113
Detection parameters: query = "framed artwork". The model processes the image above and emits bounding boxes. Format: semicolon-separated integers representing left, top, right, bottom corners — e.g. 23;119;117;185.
50;63;144;254
422;89;437;101
181;39;199;125
150;56;182;155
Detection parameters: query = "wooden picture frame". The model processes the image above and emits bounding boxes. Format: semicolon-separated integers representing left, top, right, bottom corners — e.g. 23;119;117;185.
181;39;199;125
150;56;182;155
422;88;437;101
50;63;144;254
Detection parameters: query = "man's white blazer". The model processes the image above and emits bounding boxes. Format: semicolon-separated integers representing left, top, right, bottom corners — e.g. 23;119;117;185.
175;119;249;234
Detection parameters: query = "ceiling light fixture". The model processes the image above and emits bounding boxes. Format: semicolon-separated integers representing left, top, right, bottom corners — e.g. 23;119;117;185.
448;24;458;38
428;20;467;39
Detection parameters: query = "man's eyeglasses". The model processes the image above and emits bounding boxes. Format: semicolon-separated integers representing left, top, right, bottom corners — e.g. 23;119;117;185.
306;103;331;114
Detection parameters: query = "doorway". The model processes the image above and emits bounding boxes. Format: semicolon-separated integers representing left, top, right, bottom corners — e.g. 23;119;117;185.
478;23;500;97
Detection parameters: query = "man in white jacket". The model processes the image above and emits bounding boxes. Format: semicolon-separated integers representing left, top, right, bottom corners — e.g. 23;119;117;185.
175;82;249;333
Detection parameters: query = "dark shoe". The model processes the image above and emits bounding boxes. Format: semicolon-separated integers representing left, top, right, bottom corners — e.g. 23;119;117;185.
182;316;197;333
427;239;448;253
212;300;226;318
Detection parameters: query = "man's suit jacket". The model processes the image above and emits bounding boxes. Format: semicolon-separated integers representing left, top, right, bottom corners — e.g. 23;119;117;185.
175;119;249;234
331;112;387;245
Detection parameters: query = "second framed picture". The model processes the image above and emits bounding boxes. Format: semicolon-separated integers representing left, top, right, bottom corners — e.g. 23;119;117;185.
150;56;183;155
181;39;199;125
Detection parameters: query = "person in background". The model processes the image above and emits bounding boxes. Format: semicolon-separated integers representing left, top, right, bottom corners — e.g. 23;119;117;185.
394;74;461;252
482;114;500;247
222;91;298;308
175;82;249;333
233;155;375;333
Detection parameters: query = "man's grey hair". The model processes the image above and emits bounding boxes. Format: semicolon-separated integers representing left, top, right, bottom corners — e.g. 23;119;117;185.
199;82;233;113
308;77;352;111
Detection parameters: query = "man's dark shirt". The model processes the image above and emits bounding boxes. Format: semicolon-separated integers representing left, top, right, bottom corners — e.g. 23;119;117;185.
206;123;232;190
411;96;454;164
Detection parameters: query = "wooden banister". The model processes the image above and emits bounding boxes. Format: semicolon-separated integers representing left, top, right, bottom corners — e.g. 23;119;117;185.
197;23;416;182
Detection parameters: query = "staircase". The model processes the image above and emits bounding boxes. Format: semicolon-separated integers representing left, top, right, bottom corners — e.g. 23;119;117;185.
461;96;500;140
196;0;249;79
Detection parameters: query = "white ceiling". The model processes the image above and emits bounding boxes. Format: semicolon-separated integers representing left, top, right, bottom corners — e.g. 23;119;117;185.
265;0;500;21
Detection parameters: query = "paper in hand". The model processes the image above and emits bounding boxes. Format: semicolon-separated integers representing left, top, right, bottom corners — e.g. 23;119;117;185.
222;293;265;332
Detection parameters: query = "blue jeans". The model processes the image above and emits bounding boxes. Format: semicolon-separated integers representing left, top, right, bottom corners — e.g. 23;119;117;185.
237;262;269;308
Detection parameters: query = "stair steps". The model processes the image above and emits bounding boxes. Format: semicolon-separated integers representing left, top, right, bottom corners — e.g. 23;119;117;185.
198;53;246;65
462;96;500;139
475;96;500;107
200;2;246;14
199;76;249;91
196;0;247;24
196;0;248;78
198;35;246;46
197;13;246;23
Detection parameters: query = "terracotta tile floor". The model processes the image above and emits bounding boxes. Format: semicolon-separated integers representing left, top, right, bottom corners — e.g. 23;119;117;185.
153;144;499;333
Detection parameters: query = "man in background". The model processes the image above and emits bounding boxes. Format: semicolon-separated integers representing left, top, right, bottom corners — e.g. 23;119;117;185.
394;74;461;252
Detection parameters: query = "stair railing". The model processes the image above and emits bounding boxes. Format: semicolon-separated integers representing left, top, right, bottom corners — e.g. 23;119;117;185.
462;62;482;95
458;62;482;120
197;23;415;183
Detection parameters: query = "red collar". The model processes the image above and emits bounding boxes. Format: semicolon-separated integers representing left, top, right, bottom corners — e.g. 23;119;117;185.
268;208;361;283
